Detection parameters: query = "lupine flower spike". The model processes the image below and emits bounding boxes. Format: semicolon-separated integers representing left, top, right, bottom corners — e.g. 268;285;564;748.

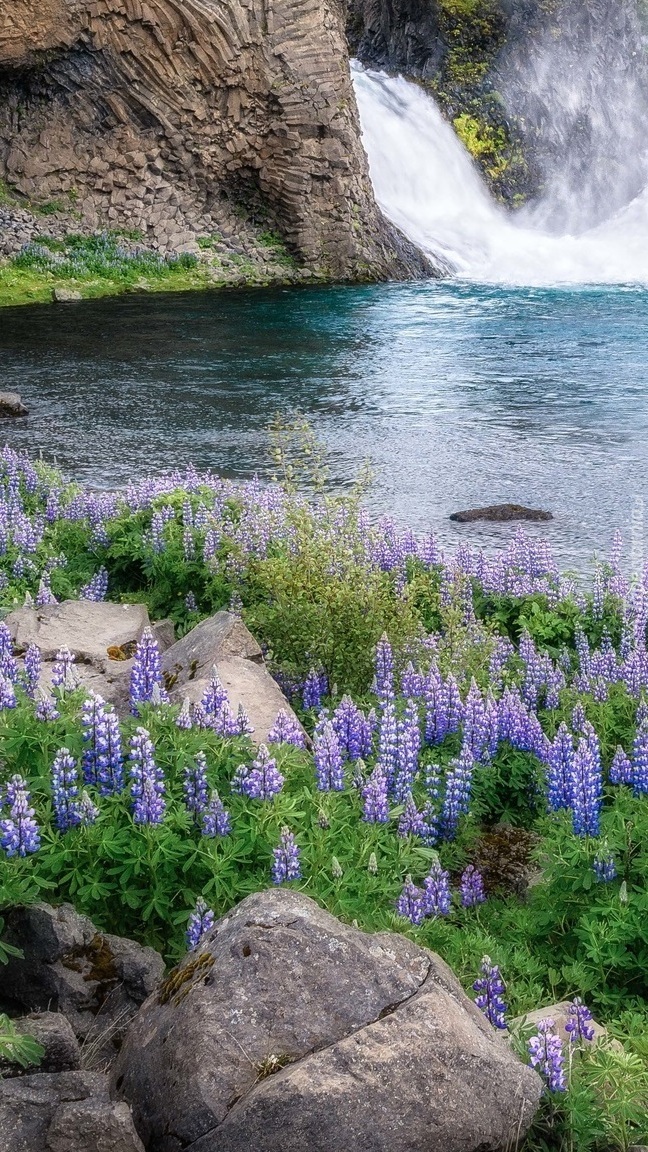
186;898;214;950
473;957;507;1029
528;1019;567;1092
272;827;302;884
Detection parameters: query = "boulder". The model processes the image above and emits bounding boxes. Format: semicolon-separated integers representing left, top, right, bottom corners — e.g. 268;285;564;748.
11;1011;80;1073
1;903;164;1049
0;1070;143;1152
449;504;553;523
163;611;302;744
0;390;28;417
112;889;542;1152
6;600;150;666
52;287;83;302
151;617;175;653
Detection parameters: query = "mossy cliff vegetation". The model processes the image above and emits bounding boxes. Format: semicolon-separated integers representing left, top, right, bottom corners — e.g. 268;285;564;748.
348;0;648;210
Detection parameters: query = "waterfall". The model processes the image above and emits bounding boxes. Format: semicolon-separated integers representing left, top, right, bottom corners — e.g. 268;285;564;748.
351;62;648;286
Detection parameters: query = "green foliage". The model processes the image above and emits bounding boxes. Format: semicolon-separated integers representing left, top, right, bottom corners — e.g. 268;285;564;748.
0;1015;44;1073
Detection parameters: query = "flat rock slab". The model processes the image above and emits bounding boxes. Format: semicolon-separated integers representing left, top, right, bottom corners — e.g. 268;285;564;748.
6;600;150;666
0;1070;143;1152
112;889;541;1152
449;503;553;523
163;612;301;744
0;391;28;417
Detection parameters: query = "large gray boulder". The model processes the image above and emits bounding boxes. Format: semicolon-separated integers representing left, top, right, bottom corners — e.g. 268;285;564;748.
1;903;164;1055
112;890;541;1152
162;611;302;744
0;1070;143;1152
7;600;150;665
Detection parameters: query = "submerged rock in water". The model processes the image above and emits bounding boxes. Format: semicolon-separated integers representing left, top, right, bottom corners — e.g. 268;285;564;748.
112;888;542;1152
0;391;28;417
450;504;553;523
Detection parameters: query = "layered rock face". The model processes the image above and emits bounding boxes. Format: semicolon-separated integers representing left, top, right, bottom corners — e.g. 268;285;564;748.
0;0;433;279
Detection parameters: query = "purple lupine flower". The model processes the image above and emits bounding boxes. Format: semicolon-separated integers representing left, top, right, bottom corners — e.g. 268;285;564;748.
80;567;108;602
445;674;463;734
129;727;166;825
569;734;602;837
202;789;231;837
51;748;82;831
462;679;488;761
81;691;124;794
0;774;40;856
267;708;306;748
609;745;633;785
314;721;345;791
423;861;451;916
565;998;596;1044
632;717;648;795
183;752;209;823
22;643;41;698
484;691;499;759
396;877;426;925
398;793;425;838
362;762;389;823
175;697;193;730
593;846;617;882
331;695;366;760
233;745;284;800
473;956;507;1029
232;703;253;736
51;646;78;691
572;702;587;734
130;628;168;714
393;698;421;802
36;575;57;607
374;634;394;704
186;897;214;950
441;747;475;840
35;689;60;722
0;622;17;683
272;826;302;884
185;591;198;612
377;698;398;785
77;790;98;826
546;723;574;811
460;865;486;907
302;668;327;710
420;800;439;845
401;662;424;698
200;669;229;716
424;663;449;745
528;1019;567;1092
0;673;16;710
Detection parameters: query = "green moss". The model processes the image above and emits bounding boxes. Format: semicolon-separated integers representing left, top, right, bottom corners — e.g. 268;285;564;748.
453;112;509;179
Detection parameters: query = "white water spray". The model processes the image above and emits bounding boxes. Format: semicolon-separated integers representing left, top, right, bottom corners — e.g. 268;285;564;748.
352;62;648;285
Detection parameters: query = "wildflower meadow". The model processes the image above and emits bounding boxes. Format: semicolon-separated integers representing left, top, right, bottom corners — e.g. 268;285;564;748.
0;438;648;1148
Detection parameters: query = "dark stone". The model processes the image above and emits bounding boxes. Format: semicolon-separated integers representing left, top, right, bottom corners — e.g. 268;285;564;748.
449;503;553;524
0;1070;143;1152
1;904;164;1053
112;889;541;1152
10;1012;81;1074
0;391;28;417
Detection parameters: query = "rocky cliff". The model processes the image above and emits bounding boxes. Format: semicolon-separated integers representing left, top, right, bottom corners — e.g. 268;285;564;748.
0;0;434;280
